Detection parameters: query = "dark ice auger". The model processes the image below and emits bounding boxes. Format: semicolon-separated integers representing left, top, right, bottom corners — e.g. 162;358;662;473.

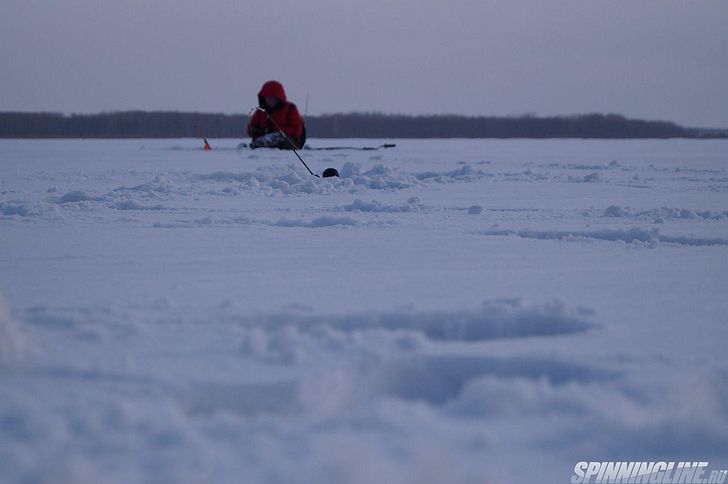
250;107;339;178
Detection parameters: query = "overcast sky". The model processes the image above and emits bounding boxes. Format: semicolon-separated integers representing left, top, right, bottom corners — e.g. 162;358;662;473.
1;0;726;127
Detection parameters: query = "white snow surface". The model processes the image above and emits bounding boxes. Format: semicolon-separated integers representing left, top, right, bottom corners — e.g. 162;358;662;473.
1;138;727;483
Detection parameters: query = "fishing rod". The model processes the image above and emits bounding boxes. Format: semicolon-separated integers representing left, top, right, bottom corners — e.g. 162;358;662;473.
304;144;396;151
250;107;338;178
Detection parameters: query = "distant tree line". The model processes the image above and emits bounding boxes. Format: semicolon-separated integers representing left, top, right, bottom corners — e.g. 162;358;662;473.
0;111;247;139
0;111;725;139
305;113;725;139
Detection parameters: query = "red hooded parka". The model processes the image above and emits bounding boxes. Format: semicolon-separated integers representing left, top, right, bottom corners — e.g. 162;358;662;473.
247;80;304;148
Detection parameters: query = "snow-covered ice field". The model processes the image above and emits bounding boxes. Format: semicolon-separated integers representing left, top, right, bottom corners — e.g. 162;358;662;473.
1;138;727;483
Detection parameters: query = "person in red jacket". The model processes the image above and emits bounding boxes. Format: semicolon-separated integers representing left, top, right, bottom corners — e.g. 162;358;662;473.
247;80;305;149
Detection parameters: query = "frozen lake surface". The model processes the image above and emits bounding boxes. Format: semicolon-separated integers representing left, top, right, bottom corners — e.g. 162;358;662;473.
1;138;727;483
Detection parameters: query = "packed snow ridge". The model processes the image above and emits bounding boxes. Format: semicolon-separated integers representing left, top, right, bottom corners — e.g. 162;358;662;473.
273;216;359;228
480;227;728;247
602;205;728;221
198;162;491;196
240;299;596;344
338;197;427;213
